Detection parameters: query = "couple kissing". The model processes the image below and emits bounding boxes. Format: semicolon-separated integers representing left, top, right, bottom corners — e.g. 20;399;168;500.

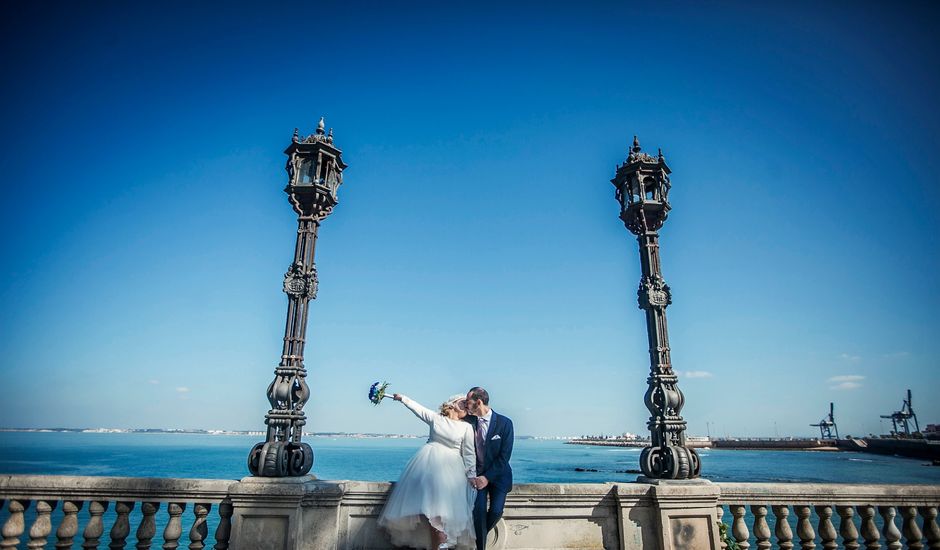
378;386;514;550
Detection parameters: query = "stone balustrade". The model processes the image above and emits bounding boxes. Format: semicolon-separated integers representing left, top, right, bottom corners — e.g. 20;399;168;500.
2;475;939;549
717;483;940;550
0;476;233;550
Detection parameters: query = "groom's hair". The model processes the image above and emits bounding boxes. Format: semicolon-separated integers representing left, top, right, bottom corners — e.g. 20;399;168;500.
468;387;489;405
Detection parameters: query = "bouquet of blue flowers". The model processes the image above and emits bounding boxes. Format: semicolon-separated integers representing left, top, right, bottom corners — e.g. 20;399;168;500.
368;381;390;405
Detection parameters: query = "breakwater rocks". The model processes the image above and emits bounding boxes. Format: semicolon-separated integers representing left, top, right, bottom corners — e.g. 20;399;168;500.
567;439;647;448
567;438;711;449
568;437;940;461
567;438;836;451
713;439;839;451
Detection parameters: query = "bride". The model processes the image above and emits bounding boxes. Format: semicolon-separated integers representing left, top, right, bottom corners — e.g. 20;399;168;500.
378;393;477;549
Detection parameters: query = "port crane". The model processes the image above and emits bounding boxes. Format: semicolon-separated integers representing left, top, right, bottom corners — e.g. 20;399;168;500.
810;402;839;440
880;389;920;436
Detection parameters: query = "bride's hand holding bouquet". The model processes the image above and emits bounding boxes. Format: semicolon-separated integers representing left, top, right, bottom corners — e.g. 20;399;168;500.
368;381;391;405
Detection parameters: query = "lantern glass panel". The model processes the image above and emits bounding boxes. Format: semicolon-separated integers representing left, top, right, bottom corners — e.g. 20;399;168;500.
300;158;315;184
629;180;641;204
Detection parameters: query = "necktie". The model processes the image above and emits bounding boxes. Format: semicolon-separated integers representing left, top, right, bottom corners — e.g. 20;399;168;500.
475;419;486;471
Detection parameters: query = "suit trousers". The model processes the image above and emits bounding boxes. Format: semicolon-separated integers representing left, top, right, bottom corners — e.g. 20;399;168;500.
473;483;507;550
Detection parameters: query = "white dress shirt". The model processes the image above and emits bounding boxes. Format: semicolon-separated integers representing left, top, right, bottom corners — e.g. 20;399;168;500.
478;409;493;439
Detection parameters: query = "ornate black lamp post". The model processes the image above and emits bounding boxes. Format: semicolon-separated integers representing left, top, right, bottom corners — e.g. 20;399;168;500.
248;117;347;477
611;136;701;480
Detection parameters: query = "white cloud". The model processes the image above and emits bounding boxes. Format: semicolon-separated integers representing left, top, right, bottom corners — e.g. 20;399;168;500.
148;379;160;385
828;375;864;383
175;387;191;393
828;374;864;390
679;370;714;379
838;353;861;363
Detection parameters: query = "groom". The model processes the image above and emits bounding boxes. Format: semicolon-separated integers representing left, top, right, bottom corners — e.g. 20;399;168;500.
465;386;513;550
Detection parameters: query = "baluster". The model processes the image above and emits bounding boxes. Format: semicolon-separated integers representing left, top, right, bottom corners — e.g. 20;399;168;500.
2;499;29;550
751;505;771;550
188;503;211;550
731;505;751;550
858;505;881;550
56;500;84;550
163;503;186;550
815;505;838;550
773;505;794;550
795;505;815;550
921;507;940;550
878;506;902;550
212;500;233;550
717;506;728;550
82;501;109;549
837;505;860;550
109;501;135;550
901;506;924;550
136;502;159;550
27;500;58;549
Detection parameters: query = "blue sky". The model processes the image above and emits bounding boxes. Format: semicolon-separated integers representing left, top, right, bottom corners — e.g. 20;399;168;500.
1;1;937;438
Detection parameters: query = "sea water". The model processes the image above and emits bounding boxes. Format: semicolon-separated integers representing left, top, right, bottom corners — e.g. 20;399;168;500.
2;432;938;484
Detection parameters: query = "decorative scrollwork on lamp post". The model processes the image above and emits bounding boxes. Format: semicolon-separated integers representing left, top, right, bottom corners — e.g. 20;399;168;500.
611;136;701;480
248;117;347;477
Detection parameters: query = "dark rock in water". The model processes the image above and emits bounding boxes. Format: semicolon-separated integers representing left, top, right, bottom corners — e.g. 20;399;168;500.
932;459;940;467
617;469;643;474
574;467;599;472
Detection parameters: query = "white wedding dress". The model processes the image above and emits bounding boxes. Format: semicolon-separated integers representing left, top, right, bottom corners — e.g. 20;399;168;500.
378;396;477;549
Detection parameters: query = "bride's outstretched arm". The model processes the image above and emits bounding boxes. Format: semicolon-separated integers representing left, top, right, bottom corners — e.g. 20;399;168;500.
393;394;436;426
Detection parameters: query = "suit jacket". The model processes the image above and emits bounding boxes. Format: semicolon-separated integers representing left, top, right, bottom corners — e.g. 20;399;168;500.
467;411;514;492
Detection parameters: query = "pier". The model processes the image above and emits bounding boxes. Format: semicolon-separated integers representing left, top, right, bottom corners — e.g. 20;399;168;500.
568;436;940;460
568;389;940;463
568;437;839;451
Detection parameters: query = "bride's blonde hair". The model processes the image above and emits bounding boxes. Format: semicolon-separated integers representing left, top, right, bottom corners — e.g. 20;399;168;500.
439;394;466;416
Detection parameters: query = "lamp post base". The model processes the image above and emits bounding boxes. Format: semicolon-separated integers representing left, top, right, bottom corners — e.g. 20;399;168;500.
640;445;702;480
247;441;314;478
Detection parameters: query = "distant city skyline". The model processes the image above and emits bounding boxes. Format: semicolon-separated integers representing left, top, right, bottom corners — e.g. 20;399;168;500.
1;2;938;439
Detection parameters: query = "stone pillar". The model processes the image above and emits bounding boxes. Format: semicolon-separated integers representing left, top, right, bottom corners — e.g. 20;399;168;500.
615;483;658;549
642;478;722;550
296;481;347;549
226;477;315;550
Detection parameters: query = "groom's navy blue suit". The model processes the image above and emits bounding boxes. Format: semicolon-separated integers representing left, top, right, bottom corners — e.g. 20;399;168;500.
468;411;513;550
